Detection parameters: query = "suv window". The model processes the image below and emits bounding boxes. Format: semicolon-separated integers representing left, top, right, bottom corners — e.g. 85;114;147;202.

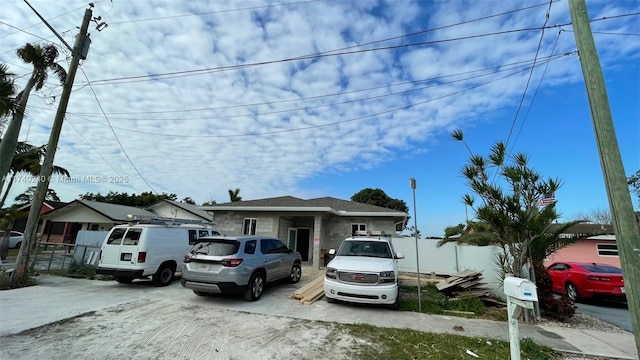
193;240;240;256
107;228;127;245
272;239;289;253
244;240;257;254
260;239;276;254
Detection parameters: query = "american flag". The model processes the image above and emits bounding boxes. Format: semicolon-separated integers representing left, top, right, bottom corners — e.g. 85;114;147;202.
538;192;556;206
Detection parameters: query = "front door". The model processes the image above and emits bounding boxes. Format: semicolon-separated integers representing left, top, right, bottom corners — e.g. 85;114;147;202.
287;228;297;251
296;228;310;261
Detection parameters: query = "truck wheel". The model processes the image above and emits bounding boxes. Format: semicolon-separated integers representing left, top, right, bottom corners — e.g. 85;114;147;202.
325;295;336;303
114;276;133;284
243;272;264;301
153;264;175;287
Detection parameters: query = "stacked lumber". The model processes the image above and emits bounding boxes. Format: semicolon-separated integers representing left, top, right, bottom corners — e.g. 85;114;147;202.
290;275;325;304
435;270;491;299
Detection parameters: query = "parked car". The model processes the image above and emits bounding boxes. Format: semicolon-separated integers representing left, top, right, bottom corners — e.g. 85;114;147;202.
324;236;404;309
181;235;302;301
8;231;24;249
546;261;626;302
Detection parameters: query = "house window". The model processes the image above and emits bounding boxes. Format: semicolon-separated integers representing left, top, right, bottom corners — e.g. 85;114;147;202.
351;223;367;236
596;243;618;257
243;218;257;235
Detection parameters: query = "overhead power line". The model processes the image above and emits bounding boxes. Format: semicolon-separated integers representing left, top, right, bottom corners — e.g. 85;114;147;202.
71;62;550;138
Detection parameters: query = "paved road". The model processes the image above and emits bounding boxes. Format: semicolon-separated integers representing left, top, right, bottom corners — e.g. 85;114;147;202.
577;301;632;332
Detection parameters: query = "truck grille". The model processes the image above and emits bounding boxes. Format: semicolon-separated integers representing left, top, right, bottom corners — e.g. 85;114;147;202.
338;271;378;284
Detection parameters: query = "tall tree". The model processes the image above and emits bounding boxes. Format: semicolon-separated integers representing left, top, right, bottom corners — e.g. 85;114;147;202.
350;188;409;213
0;44;67;195
450;129;578;277
0;142;70;208
228;188;242;202
0;63;17;123
79;191;178;207
14;186;60;205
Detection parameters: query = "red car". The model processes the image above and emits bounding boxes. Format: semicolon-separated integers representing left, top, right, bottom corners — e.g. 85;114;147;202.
546;262;626;302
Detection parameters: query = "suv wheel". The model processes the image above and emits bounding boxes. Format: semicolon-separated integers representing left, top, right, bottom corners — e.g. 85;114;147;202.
243;272;265;301
288;263;301;283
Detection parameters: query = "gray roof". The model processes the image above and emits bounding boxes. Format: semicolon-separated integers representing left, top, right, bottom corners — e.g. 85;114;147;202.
200;196;407;217
45;199;156;222
147;199;212;221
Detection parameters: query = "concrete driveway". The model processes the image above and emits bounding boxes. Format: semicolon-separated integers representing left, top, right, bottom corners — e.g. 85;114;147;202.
576;301;632;332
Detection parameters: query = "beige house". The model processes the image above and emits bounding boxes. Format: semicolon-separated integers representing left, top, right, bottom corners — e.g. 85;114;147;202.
146;199;213;223
200;196;408;270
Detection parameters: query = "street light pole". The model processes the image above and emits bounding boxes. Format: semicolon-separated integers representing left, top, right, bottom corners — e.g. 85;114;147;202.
410;178;422;312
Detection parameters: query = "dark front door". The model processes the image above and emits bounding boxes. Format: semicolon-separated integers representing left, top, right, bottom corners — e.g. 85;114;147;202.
296;228;310;261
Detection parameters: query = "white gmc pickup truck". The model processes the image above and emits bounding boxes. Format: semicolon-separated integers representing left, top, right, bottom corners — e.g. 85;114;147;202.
323;236;404;309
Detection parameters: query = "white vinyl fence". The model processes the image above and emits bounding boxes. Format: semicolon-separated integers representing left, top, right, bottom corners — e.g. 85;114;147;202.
73;230;109;266
390;237;504;292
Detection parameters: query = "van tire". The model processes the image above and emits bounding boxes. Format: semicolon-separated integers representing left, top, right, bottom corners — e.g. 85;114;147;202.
114;276;133;284
153;264;175;287
243;272;264;301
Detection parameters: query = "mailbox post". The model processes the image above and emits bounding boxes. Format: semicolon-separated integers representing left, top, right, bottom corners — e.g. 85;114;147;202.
504;276;538;360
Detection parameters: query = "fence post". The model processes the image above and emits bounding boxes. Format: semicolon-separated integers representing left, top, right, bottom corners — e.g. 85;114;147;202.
47;245;56;272
61;245;68;269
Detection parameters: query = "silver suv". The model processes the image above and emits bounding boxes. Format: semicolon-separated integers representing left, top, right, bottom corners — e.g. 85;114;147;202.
181;235;302;301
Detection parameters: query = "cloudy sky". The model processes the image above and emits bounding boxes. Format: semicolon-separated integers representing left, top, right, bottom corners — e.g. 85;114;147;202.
1;0;638;236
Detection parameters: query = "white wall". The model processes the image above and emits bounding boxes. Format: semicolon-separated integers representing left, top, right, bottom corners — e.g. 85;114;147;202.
73;230;109;266
391;237;504;291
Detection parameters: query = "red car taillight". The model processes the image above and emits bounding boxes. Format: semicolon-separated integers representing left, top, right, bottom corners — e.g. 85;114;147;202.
587;275;610;281
221;258;243;267
137;252;146;263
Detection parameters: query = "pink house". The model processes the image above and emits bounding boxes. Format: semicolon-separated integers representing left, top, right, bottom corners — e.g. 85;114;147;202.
544;234;620;267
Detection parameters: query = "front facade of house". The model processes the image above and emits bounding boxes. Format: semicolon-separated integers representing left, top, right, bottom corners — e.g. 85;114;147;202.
544;235;621;267
201;196;408;270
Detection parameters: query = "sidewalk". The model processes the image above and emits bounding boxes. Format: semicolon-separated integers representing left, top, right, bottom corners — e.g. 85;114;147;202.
0;274;637;359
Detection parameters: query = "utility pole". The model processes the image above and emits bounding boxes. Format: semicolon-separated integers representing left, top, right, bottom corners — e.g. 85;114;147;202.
568;0;640;354
410;178;422;312
14;6;93;280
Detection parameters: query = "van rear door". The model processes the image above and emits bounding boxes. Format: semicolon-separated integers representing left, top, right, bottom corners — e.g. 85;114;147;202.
101;227;143;266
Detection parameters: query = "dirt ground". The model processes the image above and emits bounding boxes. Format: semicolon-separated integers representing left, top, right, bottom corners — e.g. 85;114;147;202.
1;298;360;360
0;268;363;360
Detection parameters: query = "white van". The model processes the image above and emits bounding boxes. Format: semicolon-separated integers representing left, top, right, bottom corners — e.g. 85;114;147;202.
96;218;220;286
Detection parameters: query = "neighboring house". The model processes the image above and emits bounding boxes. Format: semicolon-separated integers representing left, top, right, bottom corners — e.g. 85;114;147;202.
42;200;159;243
200;196;408;270
146;199;213;223
11;201;70;243
544;223;620;267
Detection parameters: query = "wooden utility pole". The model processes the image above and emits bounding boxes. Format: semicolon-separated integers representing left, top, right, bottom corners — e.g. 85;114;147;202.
568;0;640;354
14;6;93;280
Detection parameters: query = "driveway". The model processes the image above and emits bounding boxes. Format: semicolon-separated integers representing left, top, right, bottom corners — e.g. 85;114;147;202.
576;301;632;332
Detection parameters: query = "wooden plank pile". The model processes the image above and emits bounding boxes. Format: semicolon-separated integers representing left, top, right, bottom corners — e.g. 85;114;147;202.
435;270;491;299
290;275;325;304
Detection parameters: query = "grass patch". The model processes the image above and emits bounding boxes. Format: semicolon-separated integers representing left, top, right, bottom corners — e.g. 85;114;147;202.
343;323;559;360
400;284;504;320
0;268;38;290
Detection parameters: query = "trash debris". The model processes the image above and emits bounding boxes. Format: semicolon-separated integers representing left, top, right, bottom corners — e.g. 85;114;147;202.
466;349;479;358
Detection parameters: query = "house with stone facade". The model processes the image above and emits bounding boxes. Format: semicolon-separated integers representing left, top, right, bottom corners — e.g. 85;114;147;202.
200;196;408;270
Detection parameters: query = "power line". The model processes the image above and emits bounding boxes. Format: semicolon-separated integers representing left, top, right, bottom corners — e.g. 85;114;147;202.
109;0;324;25
79;68;158;194
78;54;569;122
72;64;540;138
69;55;567;116
0;2;95;40
505;0;554;149
511;29;564;150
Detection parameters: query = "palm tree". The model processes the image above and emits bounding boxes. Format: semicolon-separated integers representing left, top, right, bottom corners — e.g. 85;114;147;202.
0;43;67;195
0;63;17;122
0;142;70;208
228;188;242;202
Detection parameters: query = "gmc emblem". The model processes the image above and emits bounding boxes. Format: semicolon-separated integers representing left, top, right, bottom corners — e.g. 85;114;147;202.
351;274;365;281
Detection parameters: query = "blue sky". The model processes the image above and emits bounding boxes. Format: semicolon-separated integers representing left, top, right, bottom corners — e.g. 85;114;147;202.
1;0;638;237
